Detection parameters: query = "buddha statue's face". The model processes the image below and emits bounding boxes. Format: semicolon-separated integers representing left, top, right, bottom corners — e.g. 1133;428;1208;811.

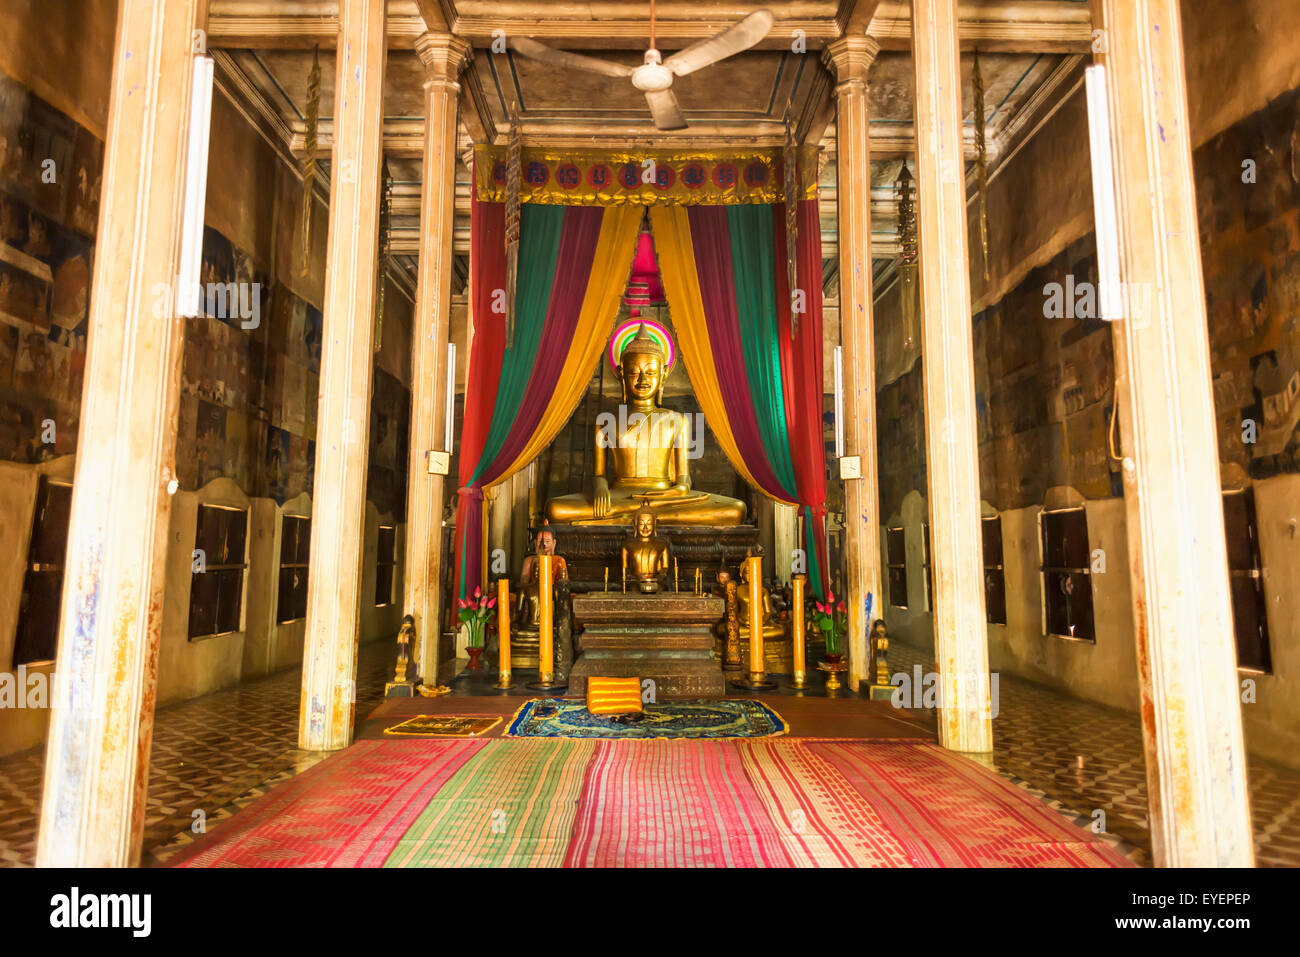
620;351;664;405
635;510;655;539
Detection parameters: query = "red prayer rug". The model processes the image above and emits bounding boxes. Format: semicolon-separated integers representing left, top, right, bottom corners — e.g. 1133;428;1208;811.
170;738;1132;868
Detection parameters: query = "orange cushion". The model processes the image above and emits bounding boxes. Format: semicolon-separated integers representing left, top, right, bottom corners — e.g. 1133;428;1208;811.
587;677;644;715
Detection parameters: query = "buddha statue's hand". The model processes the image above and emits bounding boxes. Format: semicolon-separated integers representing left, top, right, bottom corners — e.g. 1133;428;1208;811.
642;483;690;499
593;476;611;517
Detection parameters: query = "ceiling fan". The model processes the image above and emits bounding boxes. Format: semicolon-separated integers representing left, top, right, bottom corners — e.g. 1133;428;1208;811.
509;3;775;131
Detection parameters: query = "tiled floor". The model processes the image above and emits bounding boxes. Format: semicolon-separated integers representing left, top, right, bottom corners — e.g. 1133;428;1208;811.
0;640;392;867
2;637;1297;867
888;642;1300;868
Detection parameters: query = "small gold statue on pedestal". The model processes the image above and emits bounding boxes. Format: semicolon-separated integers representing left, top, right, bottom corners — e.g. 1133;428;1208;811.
385;615;417;698
866;618;895;700
621;501;671;593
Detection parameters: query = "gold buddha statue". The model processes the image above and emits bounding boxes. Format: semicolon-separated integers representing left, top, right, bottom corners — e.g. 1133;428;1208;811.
545;324;746;526
622;502;671;593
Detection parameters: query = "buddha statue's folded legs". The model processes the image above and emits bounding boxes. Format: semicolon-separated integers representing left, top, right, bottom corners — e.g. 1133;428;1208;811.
546;486;746;525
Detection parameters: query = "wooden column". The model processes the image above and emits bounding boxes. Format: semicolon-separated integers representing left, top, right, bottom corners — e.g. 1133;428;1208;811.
404;33;471;685
299;0;387;751
774;501;797;584
488;481;511;569
1091;0;1253;866
35;0;203;867
509;465;531;579
823;37;885;693
911;0;994;754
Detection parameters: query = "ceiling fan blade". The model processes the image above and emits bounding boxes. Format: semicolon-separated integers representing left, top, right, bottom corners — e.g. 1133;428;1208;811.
510;37;634;78
663;8;775;77
645;88;687;131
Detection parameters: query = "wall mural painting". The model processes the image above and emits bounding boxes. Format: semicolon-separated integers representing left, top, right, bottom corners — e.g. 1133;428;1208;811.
1197;84;1300;477
366;368;409;519
177;225;408;511
0;66;408;522
876;82;1300;520
0;71;99;463
969;235;1120;513
879;236;1121;518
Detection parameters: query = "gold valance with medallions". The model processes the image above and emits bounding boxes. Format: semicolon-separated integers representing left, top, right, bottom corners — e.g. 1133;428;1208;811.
473;145;820;207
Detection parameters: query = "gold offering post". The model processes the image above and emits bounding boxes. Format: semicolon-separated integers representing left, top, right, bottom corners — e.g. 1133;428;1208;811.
495;578;512;689
734;554;776;690
527;554;565;691
791;575;807;689
538;554;553;683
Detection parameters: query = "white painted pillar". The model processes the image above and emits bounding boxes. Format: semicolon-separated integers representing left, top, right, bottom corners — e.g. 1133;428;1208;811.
1091;0;1254;866
402;32;471;684
36;0;204;867
911;0;994;754
299;0;387;751
823;37;885;692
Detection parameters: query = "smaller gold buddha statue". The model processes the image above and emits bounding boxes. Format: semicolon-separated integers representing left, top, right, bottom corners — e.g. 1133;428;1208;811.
621;502;670;593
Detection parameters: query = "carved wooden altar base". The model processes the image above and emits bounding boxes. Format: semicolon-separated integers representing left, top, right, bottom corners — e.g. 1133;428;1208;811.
547;523;761;593
569;592;727;698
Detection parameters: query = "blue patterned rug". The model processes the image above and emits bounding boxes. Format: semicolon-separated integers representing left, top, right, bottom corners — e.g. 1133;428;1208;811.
504;698;787;739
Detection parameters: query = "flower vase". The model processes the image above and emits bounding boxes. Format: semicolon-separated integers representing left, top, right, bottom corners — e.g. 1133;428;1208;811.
466;646;485;671
819;652;846;692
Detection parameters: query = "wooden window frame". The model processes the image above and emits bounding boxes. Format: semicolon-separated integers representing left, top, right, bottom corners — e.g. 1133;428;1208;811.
922;522;934;612
982;514;1007;626
1038;505;1096;643
375;524;397;607
1223;488;1272;674
277;514;311;624
13;477;74;668
188;503;249;641
886;525;908;609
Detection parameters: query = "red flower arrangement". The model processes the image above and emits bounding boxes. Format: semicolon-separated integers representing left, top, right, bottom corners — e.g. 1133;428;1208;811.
810;589;847;656
457;586;497;649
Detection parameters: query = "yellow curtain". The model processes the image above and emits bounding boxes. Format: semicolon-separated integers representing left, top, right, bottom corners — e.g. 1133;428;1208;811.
487;204;643;487
648;206;767;494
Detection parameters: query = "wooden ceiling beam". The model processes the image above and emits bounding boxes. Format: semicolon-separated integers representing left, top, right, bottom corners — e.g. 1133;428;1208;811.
290;116;993;157
210;0;1090;53
868;0;1093;53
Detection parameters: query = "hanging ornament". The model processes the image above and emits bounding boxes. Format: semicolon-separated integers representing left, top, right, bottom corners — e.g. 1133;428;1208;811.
375;160;391;353
896;162;918;352
972;47;990;284
298;45;321;278
783;117;799;335
504;107;522;350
